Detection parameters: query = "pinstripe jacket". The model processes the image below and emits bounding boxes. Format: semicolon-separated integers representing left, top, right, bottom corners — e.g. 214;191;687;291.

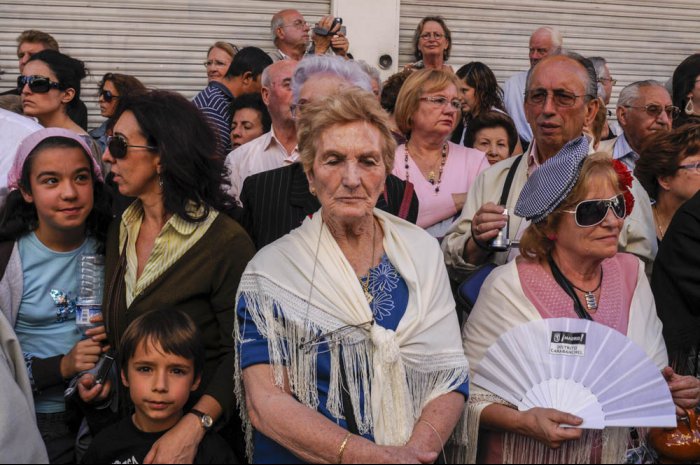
237;163;419;250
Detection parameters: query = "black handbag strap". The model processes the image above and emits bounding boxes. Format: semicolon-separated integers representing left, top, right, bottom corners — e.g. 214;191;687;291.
499;155;524;207
339;357;360;435
547;255;593;321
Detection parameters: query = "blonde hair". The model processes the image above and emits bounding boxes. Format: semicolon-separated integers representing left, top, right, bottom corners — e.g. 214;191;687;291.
207;41;238;59
394;69;462;136
296;88;397;174
519;153;622;262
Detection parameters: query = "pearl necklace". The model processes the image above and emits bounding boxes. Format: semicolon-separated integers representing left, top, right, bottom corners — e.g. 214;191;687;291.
404;142;448;195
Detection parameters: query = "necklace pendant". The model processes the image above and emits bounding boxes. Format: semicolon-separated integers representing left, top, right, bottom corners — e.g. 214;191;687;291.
584;292;598;311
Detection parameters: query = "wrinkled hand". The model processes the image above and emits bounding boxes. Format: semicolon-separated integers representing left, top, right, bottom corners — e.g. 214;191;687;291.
521;408;583;449
61;338;103;379
663;367;700;416
77;374;112;404
471;202;507;246
312;15;340;55
374;445;438;464
330;32;349;57
144;414;204;464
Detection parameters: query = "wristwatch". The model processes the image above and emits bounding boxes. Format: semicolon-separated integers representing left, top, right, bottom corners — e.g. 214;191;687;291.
189;409;214;431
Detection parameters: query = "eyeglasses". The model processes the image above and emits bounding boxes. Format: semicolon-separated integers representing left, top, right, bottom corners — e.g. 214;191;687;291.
678;161;700;174
98;90;120;103
283;19;309;30
17;75;62;93
563;194;627;228
420;32;444;40
203;60;229;68
598;77;618;86
106;135;156;159
290;99;310;119
298;320;374;354
420;96;462;112
524;89;593;108
623;104;680;120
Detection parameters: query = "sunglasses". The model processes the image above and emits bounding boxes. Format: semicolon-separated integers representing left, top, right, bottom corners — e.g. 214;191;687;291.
106;135;156;159
17;75;62;93
99;90;120;103
562;194;626;228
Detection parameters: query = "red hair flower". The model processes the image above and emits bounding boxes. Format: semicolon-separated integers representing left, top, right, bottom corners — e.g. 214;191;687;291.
612;160;635;216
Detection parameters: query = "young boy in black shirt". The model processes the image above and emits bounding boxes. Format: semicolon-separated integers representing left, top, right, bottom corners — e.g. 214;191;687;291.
82;309;235;464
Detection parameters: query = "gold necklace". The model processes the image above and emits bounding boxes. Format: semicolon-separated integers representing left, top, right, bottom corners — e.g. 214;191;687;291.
360;220;377;305
652;205;667;240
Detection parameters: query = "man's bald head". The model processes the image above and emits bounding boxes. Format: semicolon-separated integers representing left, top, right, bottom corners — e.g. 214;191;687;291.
529;27;563;68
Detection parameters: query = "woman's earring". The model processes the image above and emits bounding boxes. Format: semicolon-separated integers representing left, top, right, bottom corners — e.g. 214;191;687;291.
686;99;696;116
547;233;558;242
159;176;164;189
310;187;317;197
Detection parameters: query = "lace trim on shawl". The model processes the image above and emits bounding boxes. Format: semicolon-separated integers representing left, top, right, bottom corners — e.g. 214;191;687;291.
234;272;470;461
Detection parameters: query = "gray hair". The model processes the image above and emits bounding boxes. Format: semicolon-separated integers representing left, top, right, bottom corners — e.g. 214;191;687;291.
617;80;668;108
291;56;374;104
356;60;383;95
532;26;564;50
526;50;598;102
271;10;289;43
588;56;608;100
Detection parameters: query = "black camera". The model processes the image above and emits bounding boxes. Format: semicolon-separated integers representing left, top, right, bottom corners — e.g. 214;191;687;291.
313;17;345;37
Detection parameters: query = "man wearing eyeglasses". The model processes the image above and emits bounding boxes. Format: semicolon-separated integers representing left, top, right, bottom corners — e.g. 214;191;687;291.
503;27;563;150
269;9;350;62
599;81;676;171
443;53;657;280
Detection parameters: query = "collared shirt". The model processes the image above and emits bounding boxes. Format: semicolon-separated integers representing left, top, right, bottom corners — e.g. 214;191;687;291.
503;70;533;143
225;127;300;201
613;133;639;171
119;201;219;307
193;81;234;159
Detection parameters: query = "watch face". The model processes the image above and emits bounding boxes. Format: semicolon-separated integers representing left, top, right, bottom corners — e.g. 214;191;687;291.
202;415;214;429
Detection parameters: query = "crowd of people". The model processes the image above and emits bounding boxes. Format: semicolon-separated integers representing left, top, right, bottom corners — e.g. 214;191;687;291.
1;8;700;465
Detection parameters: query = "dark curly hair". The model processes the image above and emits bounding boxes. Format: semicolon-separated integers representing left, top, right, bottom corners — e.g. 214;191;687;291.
0;137;112;252
456;62;505;117
112;89;235;223
230;93;272;134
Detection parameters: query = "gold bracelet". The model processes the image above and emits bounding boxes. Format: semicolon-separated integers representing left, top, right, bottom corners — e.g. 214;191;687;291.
419;419;446;460
337;432;353;464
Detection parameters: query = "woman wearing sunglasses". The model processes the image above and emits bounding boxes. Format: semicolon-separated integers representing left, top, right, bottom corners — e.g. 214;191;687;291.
635;123;700;243
462;144;700;463
20;50;101;161
89;73;146;155
81;89;255;463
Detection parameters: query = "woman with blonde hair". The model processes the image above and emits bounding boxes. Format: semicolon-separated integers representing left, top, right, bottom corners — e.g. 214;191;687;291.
205;41;238;84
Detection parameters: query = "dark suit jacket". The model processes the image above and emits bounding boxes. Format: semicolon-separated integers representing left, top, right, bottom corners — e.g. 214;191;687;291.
237;163;419;250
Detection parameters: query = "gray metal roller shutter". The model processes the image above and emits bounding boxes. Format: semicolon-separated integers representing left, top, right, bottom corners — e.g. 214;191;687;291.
0;0;331;128
399;0;700;112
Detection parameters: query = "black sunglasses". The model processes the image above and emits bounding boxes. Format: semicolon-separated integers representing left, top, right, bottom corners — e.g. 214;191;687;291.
99;90;120;103
106;135;156;159
563;194;627;228
17;75;62;93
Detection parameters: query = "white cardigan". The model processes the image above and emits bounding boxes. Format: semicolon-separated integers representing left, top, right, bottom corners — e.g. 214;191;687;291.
0;242;23;327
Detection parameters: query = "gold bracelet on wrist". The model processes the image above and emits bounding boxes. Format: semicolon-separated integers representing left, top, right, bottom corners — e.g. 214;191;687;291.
337;432;353;464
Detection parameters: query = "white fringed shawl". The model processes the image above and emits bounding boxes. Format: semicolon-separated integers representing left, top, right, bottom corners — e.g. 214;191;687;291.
462;258;668;464
234;209;470;459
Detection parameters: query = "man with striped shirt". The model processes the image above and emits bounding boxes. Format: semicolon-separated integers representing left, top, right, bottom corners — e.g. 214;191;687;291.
193;47;272;159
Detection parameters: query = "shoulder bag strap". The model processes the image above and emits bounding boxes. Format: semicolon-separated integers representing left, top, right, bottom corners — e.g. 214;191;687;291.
499;155;524;207
339;357;360;435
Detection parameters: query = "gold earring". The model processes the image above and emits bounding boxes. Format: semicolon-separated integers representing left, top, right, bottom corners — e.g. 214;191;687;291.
686;99;696;116
310;187;317;196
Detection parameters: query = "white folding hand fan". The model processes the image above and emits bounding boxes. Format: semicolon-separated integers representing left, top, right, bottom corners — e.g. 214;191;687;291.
473;318;676;430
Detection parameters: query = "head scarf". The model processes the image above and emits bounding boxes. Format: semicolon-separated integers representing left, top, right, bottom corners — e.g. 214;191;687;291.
7;128;103;191
515;135;589;223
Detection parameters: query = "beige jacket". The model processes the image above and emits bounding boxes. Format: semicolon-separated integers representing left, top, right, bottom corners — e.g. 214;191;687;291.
441;139;657;278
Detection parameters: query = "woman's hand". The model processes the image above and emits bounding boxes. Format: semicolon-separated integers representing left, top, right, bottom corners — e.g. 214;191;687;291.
60;338;103;378
144;414;205;464
519;408;583;449
663;367;700;416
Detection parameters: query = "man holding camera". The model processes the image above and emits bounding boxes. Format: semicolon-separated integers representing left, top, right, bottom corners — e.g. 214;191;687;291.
269;9;350;62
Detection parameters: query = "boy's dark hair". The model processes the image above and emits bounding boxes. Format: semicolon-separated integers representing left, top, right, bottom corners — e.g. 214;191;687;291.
231;92;272;133
225;46;272;80
0;137;112;252
119;309;205;380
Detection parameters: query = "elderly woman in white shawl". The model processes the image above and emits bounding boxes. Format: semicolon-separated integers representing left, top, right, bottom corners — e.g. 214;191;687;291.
234;87;470;464
462;139;700;464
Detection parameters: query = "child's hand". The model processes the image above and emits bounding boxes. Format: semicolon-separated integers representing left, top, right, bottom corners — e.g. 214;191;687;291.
61;339;102;378
77;374;112;404
85;315;110;352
